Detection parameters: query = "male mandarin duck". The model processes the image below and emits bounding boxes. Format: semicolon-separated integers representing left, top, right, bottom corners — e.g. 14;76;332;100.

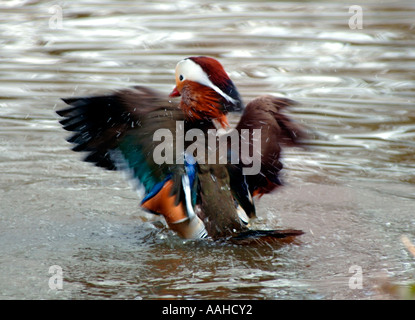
57;56;306;243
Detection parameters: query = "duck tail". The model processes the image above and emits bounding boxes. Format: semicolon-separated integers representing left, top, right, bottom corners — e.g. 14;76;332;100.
230;229;304;245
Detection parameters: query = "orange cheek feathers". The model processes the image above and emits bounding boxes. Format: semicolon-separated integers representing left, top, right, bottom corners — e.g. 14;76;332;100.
179;82;229;128
216;114;229;128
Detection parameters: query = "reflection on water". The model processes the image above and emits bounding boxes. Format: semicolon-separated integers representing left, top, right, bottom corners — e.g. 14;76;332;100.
0;0;414;299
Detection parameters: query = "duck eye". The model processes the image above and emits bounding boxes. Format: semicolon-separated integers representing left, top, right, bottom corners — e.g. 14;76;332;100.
179;75;184;81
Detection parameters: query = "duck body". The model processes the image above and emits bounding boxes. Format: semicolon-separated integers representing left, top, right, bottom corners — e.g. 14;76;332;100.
57;57;305;243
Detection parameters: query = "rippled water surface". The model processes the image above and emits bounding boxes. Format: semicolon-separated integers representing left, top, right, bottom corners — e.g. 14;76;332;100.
1;0;415;300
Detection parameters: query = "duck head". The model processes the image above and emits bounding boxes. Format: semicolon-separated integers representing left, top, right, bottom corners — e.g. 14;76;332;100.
169;56;242;127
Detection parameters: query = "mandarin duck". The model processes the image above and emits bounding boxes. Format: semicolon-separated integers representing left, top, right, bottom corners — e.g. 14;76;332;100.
56;56;306;243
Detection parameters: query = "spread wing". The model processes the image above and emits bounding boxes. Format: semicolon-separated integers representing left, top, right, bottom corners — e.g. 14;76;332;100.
56;86;186;204
233;95;306;200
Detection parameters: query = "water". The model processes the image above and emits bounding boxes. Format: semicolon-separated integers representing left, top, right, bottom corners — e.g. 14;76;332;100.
1;0;414;300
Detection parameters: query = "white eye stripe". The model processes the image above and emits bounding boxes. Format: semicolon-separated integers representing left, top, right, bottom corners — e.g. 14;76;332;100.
176;59;237;104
